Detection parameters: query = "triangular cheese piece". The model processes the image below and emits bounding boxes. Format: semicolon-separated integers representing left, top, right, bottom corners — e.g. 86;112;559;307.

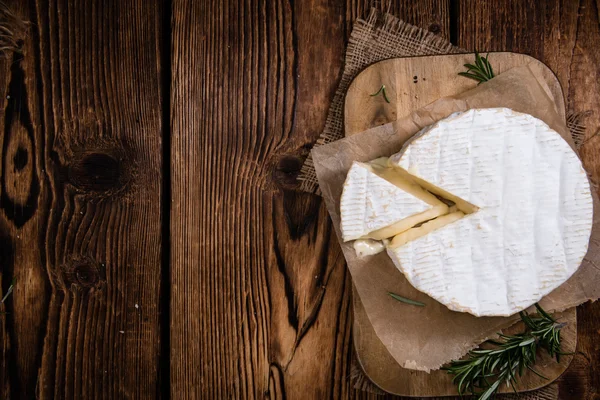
340;162;449;241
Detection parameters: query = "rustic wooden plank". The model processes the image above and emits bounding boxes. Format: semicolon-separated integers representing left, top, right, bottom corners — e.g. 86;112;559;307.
0;3;38;398
0;0;165;398
170;0;348;396
171;0;450;398
456;1;600;398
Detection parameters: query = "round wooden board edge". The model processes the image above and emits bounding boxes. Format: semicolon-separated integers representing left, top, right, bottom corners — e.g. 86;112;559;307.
347;52;577;397
352;290;577;397
343;52;567;137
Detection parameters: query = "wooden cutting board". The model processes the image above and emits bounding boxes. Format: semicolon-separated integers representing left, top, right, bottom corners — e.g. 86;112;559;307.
344;53;577;397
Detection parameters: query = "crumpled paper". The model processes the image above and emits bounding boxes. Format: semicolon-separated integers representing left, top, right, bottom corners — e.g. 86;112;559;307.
312;65;600;372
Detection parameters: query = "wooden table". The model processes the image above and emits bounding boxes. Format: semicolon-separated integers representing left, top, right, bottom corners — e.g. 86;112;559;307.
0;1;598;399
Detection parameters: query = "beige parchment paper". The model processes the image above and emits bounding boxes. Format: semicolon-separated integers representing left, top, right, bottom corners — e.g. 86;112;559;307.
312;65;600;372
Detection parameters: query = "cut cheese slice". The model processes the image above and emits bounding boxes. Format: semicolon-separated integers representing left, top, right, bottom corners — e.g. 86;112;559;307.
366;164;450;239
385;108;593;317
389;211;465;248
340;162;448;242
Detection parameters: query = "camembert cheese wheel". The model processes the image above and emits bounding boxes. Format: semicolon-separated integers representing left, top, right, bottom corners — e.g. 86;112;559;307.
386;108;593;316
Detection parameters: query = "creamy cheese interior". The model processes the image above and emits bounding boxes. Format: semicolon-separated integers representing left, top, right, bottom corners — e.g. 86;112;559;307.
395;168;479;214
362;160;477;244
389;211;465;248
353;239;386;257
361;163;450;240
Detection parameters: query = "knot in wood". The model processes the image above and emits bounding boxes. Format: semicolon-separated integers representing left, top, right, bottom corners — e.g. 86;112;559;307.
61;256;106;291
13;147;28;170
68;152;121;191
428;23;441;34
273;155;303;188
67;149;133;198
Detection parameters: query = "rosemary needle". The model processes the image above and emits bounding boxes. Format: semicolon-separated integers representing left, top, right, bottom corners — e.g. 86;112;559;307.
370;84;391;103
1;277;16;304
388;291;425;307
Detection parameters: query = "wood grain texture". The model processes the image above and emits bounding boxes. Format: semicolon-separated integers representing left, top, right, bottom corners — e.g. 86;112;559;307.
170;0;350;397
170;1;450;399
0;2;44;398
0;0;165;398
344;53;566;136
456;2;600;398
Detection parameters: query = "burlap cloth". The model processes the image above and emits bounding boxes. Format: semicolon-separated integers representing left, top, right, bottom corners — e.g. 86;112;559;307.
297;8;589;399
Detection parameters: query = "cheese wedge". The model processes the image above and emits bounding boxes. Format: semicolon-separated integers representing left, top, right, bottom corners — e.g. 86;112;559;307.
385;108;593;317
340;162;448;242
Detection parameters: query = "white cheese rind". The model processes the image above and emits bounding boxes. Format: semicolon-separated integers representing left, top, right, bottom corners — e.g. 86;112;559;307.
387;108;594;317
340;162;440;241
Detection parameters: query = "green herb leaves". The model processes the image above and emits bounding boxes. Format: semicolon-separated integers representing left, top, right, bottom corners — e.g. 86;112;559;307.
520;304;569;362
387;291;425;307
459;52;495;84
442;303;568;399
370;84;391;103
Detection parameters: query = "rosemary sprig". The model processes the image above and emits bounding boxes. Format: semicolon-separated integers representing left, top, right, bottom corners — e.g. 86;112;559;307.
458;52;495;84
442;304;569;400
388;291;425;307
370;84;391;103
0;277;16;314
1;277;15;304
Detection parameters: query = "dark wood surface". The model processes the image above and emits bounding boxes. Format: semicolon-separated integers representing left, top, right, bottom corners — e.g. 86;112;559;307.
0;0;598;399
0;0;166;398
